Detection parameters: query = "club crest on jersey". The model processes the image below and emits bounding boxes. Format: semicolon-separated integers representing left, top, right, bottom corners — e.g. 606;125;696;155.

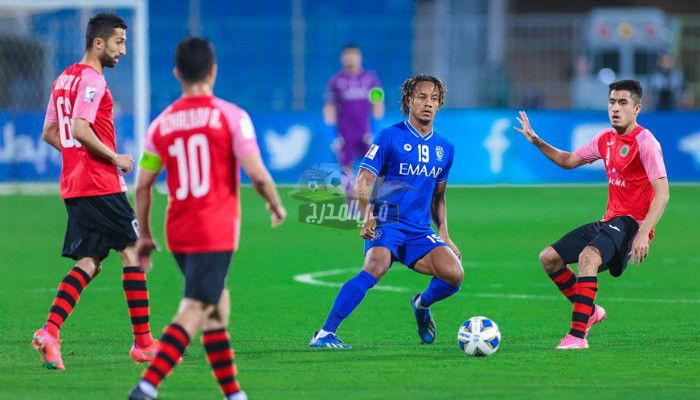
403;143;412;151
365;144;379;160
620;145;630;157
435;145;444;161
84;87;97;103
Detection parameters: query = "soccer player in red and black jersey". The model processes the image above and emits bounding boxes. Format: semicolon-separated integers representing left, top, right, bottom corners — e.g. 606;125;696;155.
127;38;286;400
515;80;670;350
32;12;158;370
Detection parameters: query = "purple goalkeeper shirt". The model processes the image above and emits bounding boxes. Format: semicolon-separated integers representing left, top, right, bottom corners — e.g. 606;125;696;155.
324;69;382;142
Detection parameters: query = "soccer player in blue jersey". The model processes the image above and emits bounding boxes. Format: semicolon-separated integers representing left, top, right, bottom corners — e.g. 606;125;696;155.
310;74;463;349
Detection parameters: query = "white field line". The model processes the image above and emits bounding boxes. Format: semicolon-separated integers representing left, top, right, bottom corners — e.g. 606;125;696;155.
293;268;700;304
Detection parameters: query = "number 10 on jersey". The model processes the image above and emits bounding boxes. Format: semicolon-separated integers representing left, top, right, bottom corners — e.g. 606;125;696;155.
168;134;211;200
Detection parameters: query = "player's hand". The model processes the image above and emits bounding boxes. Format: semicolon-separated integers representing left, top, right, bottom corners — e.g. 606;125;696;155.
514;111;543;146
629;230;650;266
114;153;134;174
267;203;286;227
331;137;344;152
136;237;158;273
360;214;377;240
445;238;462;261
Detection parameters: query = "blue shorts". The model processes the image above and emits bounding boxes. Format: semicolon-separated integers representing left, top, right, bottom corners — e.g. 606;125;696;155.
364;222;448;268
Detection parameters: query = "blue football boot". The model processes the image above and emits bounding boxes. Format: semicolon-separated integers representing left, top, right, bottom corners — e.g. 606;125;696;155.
309;331;351;349
411;294;436;344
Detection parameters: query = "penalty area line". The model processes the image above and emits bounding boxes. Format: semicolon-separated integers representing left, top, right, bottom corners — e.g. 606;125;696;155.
293;268;700;304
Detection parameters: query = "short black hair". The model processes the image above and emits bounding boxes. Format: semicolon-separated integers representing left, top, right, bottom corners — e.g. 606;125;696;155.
341;43;360;52
400;74;447;116
175;37;216;83
609;80;643;104
85;12;127;51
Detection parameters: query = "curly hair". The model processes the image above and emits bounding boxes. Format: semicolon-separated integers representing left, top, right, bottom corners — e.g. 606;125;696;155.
399;74;447;116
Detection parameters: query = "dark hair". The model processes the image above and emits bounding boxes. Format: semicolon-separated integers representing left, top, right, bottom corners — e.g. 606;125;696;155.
175;37;216;83
341;43;360;52
400;74;447;116
609;80;643;104
85;12;127;51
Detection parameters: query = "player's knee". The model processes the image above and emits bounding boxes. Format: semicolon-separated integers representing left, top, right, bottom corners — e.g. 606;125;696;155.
76;258;101;279
446;263;464;287
175;299;212;333
578;247;601;274
119;245;138;266
363;253;392;281
214;290;231;326
539;247;562;274
203;309;226;331
363;262;389;281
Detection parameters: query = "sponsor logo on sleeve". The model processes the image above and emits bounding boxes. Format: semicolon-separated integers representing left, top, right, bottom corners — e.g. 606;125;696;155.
365;144;379;160
84;87;97;103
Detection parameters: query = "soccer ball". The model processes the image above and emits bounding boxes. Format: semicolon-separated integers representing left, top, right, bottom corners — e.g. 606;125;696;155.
458;316;501;357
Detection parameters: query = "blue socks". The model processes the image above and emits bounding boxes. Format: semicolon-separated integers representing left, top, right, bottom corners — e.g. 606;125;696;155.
418;277;460;308
322;270;377;333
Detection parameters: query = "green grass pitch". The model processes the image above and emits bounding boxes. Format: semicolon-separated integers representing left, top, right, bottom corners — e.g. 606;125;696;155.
0;185;698;399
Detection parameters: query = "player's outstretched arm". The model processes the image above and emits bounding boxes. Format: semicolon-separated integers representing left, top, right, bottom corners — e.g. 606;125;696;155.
514;111;586;170
630;177;670;265
134;166;160;272
71;118;134;173
431;181;461;260
240;154;286;227
41;121;61;152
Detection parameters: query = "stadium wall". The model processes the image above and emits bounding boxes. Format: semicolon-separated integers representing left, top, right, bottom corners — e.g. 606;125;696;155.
1;110;698;185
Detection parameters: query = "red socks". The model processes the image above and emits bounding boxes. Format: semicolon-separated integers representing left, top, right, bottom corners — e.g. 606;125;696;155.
45;267;92;337
122;266;154;348
569;276;598;338
142;323;190;388
203;328;241;396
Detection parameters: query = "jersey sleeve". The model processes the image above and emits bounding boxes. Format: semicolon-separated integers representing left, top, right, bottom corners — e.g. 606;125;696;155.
437;144;454;183
323;76;337;104
359;130;391;176
73;71;106;124
45;93;57;122
574;131;604;163
229;110;260;160
637;131;667;181
138;119;163;172
370;71;383;91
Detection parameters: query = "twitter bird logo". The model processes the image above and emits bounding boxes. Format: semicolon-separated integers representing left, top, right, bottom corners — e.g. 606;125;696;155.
264;125;311;170
679;131;700;170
